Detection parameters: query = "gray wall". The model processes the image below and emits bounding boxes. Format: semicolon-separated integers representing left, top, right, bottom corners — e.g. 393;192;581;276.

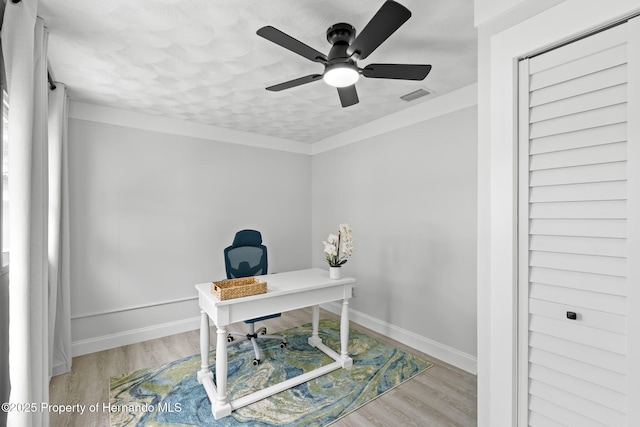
65;101;478;367
68;119;312;347
312;106;478;357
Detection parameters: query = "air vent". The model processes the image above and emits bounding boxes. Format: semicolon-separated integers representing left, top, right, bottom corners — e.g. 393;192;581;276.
400;88;431;102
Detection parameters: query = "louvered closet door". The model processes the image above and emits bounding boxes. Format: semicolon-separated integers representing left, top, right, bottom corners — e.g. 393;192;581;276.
518;19;640;427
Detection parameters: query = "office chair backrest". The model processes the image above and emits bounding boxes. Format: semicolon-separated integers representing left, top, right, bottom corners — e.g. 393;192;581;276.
224;230;268;279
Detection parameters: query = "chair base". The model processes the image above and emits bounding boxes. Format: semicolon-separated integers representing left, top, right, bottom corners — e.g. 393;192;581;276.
226;323;286;365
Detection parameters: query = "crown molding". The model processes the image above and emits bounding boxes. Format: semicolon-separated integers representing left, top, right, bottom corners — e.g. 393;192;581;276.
310;82;478;155
68;101;312;155
69;83;477;157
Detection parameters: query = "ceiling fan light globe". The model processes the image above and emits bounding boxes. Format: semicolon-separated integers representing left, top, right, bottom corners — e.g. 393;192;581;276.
323;66;359;87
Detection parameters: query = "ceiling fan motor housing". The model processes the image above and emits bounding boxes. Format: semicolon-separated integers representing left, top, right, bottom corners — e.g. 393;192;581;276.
324;23;360;88
326;23;356;62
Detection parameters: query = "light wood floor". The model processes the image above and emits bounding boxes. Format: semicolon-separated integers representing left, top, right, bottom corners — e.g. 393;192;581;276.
49;308;477;426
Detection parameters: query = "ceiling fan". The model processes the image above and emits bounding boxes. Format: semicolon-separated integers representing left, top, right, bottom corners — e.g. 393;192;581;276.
256;0;432;108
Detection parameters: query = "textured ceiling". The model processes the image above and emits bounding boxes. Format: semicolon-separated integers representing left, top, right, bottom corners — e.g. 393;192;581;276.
37;0;476;143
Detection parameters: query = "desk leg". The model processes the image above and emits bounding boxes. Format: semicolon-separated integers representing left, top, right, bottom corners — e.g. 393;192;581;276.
197;310;213;383
308;305;322;347
215;326;230;407
340;298;353;368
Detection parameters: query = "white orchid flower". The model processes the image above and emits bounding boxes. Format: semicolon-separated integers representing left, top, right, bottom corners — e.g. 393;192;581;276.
322;224;354;266
323;243;337;256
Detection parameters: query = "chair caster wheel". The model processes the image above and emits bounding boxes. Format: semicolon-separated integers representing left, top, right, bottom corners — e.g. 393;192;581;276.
280;342;287;349
227;336;234;343
252;358;260;366
260;329;267;335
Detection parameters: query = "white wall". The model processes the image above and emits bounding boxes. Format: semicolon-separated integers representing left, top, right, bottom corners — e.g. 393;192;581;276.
312;105;478;372
65;84;479;374
68;117;312;354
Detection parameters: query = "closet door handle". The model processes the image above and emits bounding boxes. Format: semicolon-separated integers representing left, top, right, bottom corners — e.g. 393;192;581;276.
566;311;577;320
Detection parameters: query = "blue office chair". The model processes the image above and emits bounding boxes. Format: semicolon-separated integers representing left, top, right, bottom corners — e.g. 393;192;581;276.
224;230;286;365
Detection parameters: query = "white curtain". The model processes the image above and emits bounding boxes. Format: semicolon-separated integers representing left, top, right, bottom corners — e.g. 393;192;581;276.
4;3;49;425
2;0;71;424
48;83;71;377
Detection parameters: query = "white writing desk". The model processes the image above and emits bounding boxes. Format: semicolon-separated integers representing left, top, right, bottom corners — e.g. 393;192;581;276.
195;268;356;419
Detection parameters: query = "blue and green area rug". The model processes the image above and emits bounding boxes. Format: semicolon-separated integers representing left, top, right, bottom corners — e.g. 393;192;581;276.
110;318;432;426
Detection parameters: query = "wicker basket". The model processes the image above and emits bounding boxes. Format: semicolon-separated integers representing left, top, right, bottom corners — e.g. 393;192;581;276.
210;277;267;300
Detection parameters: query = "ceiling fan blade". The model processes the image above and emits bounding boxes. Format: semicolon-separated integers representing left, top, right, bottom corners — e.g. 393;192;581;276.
362;64;432;80
346;1;411;60
257;26;328;64
266;74;324;92
337;85;359;108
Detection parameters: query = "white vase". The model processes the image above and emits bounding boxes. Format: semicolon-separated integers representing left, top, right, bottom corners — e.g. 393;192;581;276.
329;266;342;280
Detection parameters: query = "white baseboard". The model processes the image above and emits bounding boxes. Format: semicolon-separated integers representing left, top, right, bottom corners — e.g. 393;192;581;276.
71;306;478;375
72;316;201;357
322;302;477;374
